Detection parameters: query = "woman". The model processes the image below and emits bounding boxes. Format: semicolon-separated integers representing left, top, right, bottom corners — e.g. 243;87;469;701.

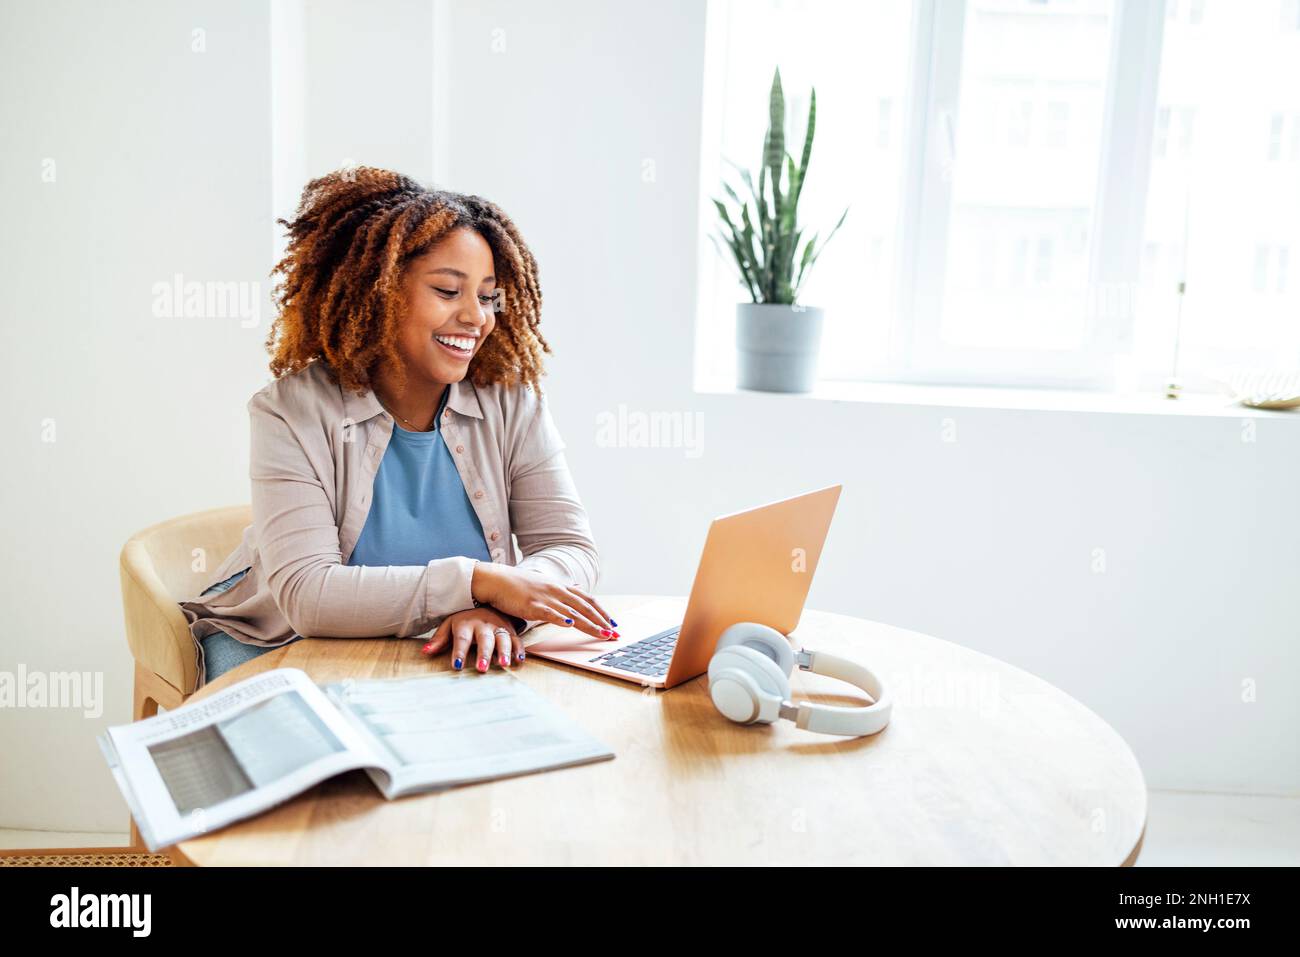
179;166;617;689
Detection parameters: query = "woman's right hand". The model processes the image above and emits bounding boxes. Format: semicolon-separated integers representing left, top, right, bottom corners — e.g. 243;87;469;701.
471;563;618;641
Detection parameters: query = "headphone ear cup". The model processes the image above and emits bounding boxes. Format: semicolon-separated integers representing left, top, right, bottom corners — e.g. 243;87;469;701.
709;645;791;695
714;622;796;677
708;645;792;726
709;667;765;724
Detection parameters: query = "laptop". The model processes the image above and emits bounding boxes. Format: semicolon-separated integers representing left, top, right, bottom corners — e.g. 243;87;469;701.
523;484;842;689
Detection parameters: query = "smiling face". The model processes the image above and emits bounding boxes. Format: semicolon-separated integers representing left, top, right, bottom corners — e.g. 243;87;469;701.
392;226;498;388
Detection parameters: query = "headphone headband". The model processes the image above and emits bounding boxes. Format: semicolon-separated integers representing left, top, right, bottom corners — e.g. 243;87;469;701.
793;649;891;736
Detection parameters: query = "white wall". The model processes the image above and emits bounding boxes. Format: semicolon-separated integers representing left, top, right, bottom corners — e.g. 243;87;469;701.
0;0;275;829
0;0;1294;834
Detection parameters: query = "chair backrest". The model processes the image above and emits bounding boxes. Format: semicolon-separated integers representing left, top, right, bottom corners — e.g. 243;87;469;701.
131;505;253;601
119;505;252;694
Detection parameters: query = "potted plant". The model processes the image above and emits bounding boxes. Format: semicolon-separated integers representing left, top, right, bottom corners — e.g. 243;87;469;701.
710;66;848;393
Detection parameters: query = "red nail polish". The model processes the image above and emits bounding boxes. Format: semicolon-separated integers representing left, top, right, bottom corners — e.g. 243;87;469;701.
600;629;611;637
421;642;434;654
476;658;488;672
499;653;509;667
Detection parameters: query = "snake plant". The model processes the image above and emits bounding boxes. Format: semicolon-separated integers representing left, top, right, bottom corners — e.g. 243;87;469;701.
710;66;849;306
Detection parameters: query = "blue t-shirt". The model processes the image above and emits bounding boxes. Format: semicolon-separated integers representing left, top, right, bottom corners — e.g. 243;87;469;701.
347;385;493;568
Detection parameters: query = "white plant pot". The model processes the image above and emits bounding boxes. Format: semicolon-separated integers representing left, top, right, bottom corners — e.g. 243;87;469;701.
735;303;825;393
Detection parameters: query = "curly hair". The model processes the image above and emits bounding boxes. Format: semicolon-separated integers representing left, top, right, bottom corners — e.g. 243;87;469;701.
265;166;551;397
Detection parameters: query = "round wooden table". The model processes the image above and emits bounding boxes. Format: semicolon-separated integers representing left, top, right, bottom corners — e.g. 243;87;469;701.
171;595;1146;866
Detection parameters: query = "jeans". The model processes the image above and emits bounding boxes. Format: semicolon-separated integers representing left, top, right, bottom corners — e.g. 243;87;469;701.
199;568;301;683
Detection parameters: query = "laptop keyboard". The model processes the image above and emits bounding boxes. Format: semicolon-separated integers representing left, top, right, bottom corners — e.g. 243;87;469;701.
588;626;680;677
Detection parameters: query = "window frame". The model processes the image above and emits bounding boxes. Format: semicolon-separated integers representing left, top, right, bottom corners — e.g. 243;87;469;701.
892;0;1169;390
697;0;1184;393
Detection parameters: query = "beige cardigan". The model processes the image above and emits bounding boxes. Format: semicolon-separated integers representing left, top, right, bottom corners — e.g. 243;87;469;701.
178;359;600;689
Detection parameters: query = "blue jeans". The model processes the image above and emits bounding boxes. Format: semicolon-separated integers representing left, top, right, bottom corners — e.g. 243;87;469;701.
200;568;301;682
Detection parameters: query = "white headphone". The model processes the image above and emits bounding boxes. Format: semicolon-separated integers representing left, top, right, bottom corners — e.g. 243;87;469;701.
707;622;892;736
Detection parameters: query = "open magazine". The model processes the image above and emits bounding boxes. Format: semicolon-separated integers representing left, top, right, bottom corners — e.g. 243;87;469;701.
98;667;615;852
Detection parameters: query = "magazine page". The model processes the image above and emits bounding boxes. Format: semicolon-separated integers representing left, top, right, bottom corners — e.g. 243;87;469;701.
99;668;387;852
322;671;615;798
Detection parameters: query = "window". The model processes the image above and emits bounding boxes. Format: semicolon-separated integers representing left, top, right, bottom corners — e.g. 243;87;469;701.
1282;0;1300;31
1046;101;1070;148
698;0;1300;393
696;0;915;384
922;0;1115;374
1169;0;1206;25
1253;245;1289;294
1267;111;1300;161
1131;0;1300;380
1154;106;1196;159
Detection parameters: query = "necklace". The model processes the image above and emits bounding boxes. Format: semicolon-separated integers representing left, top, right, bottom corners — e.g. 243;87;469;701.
375;390;438;433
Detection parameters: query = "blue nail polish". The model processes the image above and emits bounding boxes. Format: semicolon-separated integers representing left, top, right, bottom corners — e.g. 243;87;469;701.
453;657;463;670
609;619;618;627
517;651;526;661
564;618;573;624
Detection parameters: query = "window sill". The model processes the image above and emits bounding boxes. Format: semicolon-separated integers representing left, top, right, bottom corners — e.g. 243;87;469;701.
693;377;1300;420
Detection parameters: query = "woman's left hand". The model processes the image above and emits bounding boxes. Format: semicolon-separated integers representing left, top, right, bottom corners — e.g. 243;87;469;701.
421;606;524;672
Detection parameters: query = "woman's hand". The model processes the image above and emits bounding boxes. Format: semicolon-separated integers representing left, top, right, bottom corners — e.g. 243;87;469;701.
471;563;618;641
421;606;524;672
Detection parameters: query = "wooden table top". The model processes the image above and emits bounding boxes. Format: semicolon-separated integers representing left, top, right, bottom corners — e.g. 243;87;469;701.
172;594;1146;866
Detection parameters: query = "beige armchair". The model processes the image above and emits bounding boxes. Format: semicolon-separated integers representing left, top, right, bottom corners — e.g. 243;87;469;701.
119;504;251;710
118;504;251;846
